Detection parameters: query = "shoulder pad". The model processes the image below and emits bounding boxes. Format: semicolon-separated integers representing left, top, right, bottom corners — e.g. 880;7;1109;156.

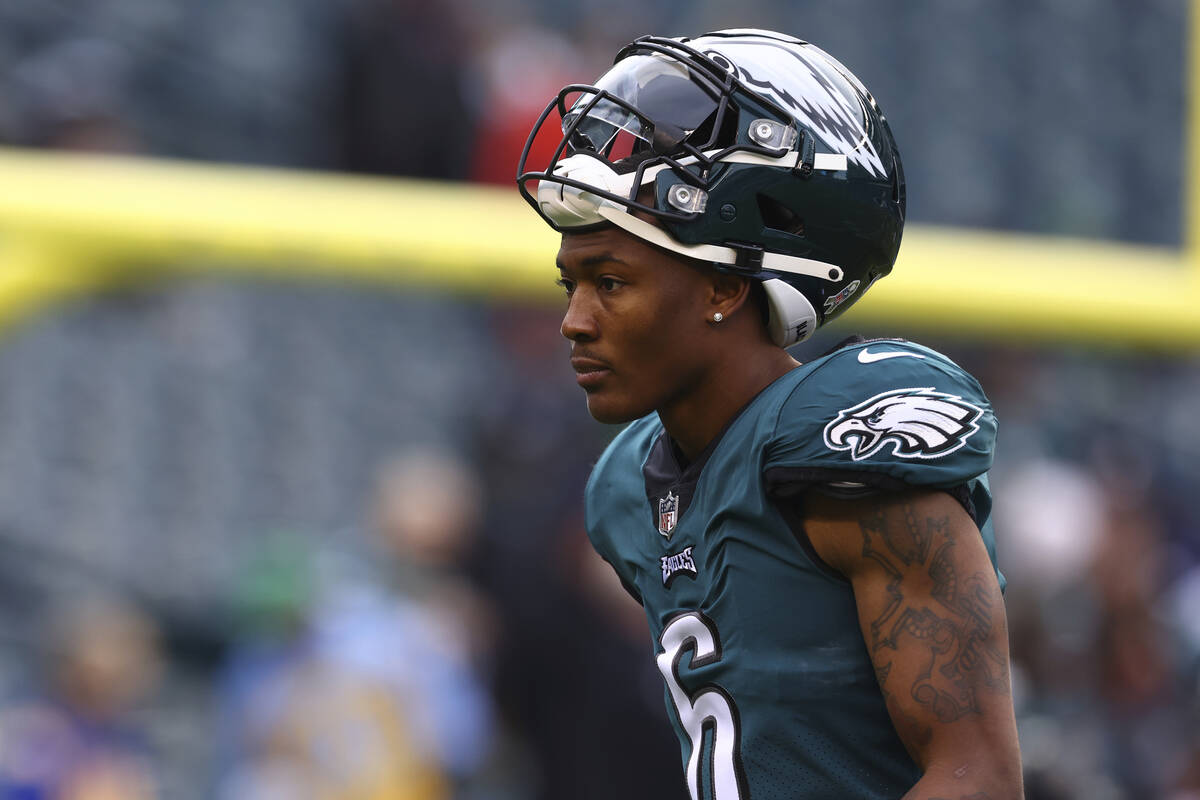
765;340;995;489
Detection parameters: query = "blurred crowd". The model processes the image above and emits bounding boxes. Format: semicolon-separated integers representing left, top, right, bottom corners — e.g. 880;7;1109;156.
0;0;1184;242
0;1;1196;799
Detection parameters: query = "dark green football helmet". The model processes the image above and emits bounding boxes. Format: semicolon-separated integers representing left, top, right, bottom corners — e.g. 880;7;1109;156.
517;28;905;346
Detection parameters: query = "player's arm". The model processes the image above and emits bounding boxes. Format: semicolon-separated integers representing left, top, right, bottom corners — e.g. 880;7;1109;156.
803;489;1024;800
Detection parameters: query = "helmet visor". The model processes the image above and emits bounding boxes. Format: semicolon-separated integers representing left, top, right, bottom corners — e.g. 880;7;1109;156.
562;53;720;170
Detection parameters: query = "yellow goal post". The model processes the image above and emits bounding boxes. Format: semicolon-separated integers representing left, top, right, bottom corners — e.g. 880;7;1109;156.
0;143;1195;350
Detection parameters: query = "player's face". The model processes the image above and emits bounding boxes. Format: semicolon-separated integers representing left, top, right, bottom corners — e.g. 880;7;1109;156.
557;226;715;424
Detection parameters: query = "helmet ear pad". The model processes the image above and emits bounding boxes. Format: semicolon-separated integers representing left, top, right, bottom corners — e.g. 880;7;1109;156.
761;278;818;347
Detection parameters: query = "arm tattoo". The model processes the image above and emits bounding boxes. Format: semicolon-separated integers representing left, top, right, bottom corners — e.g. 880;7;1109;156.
861;503;1007;723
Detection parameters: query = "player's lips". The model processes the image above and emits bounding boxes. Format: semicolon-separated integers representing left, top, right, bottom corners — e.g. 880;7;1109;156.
570;355;612;389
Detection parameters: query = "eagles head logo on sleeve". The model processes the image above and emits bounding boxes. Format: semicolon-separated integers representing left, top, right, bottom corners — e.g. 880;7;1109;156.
823;388;984;461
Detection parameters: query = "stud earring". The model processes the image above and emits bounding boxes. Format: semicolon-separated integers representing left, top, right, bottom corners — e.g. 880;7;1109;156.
712;312;724;323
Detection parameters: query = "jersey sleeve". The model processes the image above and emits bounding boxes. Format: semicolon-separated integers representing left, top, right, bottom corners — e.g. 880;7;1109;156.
583;418;657;606
764;342;996;496
584;469;643;605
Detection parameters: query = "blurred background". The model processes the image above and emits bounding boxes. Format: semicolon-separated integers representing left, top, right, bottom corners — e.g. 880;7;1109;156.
0;0;1195;798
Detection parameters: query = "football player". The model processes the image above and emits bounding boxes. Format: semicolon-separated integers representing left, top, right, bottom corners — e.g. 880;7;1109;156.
517;29;1023;799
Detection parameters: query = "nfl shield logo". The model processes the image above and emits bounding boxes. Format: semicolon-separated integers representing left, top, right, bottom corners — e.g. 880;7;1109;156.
658;491;678;538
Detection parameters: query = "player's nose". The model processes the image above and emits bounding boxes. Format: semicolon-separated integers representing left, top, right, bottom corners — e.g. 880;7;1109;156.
560;290;598;342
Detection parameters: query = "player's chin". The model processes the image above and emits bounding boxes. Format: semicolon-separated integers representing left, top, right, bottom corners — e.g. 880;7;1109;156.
583;390;651;425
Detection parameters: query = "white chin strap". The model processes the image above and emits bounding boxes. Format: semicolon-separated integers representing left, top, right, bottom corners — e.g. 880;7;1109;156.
598;207;820;347
538;152;835;347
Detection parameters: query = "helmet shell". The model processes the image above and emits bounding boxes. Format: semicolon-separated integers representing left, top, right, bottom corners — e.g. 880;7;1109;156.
517;28;906;341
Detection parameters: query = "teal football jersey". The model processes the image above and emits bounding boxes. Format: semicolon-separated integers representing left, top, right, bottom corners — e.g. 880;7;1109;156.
584;339;1000;800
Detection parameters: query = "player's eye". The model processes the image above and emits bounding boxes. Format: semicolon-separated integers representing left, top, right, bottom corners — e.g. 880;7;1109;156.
556;278;575;296
597;276;624;292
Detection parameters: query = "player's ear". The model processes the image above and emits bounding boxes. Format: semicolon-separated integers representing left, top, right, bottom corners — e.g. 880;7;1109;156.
708;271;754;321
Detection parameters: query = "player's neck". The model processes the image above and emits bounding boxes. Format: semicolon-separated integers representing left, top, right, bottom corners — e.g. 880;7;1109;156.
658;346;799;461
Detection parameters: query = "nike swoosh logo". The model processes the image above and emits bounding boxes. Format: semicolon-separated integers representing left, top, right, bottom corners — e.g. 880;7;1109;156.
858;348;927;364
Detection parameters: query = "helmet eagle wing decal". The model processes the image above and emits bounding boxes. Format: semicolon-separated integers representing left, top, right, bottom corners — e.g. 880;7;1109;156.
702;39;887;178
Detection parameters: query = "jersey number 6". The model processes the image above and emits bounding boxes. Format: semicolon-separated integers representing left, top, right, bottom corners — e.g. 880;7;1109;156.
656;612;747;800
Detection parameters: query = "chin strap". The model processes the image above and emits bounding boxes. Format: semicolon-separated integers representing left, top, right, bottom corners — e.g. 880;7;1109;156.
540;151;838;347
596;206;842;283
537;149;847;257
599;208;820;347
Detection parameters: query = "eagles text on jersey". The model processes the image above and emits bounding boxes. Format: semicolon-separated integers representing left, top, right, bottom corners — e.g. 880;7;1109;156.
584;339;1000;800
